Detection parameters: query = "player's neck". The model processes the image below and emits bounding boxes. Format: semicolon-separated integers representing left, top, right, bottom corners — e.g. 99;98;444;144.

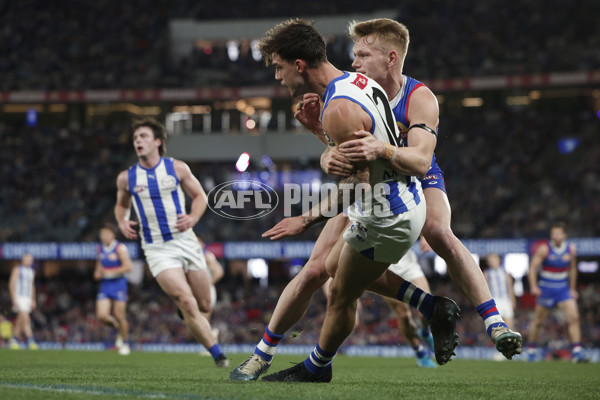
381;72;403;101
138;152;161;169
312;62;344;97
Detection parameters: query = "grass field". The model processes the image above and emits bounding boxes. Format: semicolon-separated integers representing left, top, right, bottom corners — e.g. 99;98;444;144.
1;350;599;400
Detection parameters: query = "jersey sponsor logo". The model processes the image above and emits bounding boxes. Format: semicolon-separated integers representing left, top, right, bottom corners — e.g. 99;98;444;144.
148;174;155;180
161;175;177;190
133;185;147;193
108;253;118;261
351;74;368;90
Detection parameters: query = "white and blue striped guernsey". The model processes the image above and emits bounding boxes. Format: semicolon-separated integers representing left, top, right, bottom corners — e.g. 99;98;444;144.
16;265;35;298
486;266;511;302
321;71;422;216
128;157;186;245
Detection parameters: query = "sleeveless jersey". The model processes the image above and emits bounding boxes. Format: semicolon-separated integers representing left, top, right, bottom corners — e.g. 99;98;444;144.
539;241;573;289
128;157;186;245
486;267;511;301
99;240;125;278
389;75;439;171
321;71;422;216
15;265;35;298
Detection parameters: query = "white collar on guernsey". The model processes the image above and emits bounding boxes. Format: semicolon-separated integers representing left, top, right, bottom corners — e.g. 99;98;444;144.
550;240;567;254
102;240;118;253
387;75;407;109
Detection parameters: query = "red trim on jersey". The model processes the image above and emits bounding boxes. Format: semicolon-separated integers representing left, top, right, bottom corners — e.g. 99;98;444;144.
404;83;425;123
542;266;568;273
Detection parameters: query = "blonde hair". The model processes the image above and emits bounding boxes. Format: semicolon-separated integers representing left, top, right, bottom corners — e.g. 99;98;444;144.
348;18;410;67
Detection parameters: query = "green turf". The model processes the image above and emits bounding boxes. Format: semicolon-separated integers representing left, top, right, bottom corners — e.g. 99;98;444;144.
0;350;599;400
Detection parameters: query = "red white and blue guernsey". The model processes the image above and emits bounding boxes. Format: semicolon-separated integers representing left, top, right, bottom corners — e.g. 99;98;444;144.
128;157;186;246
389;75;445;192
97;240;128;302
537;241;574;308
321;71;423;217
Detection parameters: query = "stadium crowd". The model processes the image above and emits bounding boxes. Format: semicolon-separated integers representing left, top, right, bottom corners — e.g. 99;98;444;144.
0;121;133;242
1;0;599;90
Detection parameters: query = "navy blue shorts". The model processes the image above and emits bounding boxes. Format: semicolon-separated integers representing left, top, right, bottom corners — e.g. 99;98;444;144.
97;277;128;302
419;161;446;192
537;286;572;308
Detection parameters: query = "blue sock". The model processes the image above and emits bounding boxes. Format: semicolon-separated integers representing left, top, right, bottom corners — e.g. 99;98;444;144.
475;299;507;337
413;344;427;358
396;281;435;320
304;344;336;375
255;326;284;362
208;344;224;361
27;337;36;344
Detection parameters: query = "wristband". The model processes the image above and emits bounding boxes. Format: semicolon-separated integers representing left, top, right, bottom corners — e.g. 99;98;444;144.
381;143;397;160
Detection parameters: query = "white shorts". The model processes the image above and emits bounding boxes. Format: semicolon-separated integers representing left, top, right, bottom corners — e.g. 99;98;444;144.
15;296;32;313
495;298;514;319
144;230;208;278
388;250;425;281
343;202;426;264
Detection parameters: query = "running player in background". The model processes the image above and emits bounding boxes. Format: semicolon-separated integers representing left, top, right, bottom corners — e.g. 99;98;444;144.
115;116;228;368
484;253;516;330
94;223;132;355
386;247;436;367
8;253;38;350
309;18;521;358
527;222;588;363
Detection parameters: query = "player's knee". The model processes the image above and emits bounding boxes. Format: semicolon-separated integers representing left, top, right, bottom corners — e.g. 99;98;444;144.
97;313;111;323
197;298;212;314
174;293;198;315
297;262;329;292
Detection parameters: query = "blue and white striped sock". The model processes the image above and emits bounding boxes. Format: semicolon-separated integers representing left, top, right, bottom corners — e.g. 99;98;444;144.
396;281;435;320
304;344;336;375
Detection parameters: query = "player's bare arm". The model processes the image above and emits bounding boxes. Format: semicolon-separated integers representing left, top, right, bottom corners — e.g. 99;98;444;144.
206;251;225;284
569;243;578;299
528;244;549;296
174;160;207;231
8;266;17;307
338;86;438;178
115;171;138;240
263;99;370;240
295;93;354;177
93;259;103;280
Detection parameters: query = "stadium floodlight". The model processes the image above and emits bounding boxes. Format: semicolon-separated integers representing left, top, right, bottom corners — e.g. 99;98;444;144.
236;152;250;172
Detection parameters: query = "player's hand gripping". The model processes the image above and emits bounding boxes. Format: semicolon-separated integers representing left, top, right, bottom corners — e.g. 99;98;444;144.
263;216;308;240
338;130;385;162
118;220;138;240
321;148;354;177
294;93;322;136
